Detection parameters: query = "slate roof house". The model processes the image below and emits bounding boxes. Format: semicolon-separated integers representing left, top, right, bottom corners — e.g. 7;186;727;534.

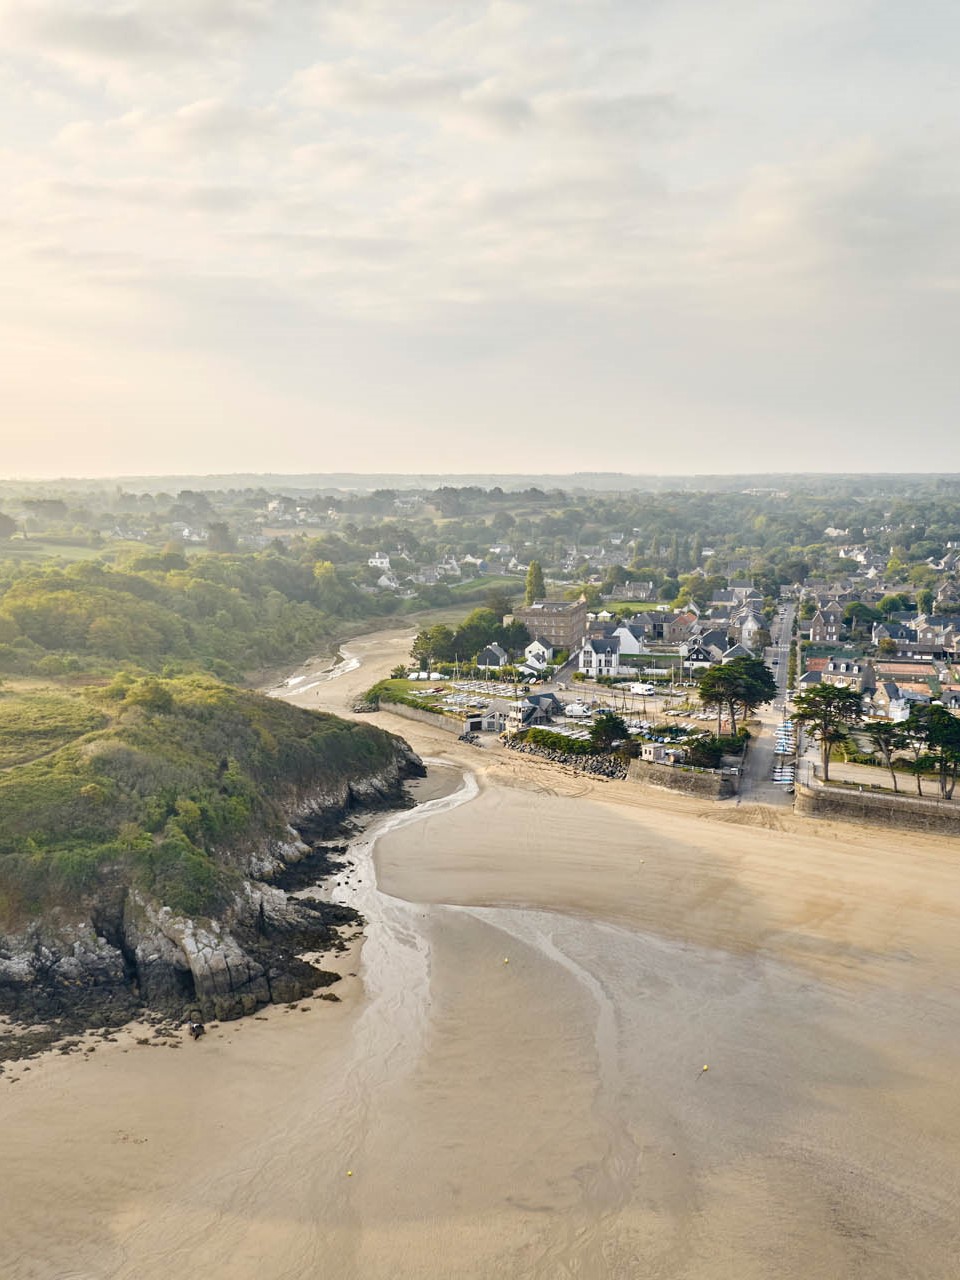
579;637;621;677
477;643;509;669
822;656;875;693
808;602;843;644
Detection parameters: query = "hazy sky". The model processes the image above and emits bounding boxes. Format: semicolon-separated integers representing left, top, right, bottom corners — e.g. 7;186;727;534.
3;1;960;478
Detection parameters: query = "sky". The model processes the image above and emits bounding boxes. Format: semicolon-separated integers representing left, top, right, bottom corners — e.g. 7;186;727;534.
2;0;960;479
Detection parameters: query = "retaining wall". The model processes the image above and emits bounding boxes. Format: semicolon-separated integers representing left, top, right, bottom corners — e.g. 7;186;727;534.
795;778;960;834
628;759;734;799
380;701;462;735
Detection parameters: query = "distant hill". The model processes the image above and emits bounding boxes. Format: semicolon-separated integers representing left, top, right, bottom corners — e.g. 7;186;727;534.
4;472;960;497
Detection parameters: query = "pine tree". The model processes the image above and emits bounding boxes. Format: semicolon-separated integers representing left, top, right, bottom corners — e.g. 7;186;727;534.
525;560;545;605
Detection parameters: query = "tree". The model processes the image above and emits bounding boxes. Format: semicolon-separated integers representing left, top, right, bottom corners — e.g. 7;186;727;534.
916;588;934;616
411;624;455;667
697;664;732;735
929;707;960;799
907;705;960;799
453;608;501;658
0;511;16;540
843;602;882;637
879;592;912;617
696;656;776;736
600;564;630;595
589;711;629;752
524;560;545;605
485;587;515;619
863;720;905;793
792;685;862;782
207;521;236;553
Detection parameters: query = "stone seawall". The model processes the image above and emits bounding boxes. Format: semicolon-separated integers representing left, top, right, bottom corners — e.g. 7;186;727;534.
380;701;462;735
795;778;960;834
628;759;735;799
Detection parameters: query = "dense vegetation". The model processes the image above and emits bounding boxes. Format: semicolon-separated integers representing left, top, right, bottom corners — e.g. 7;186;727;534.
0;550;384;680
0;676;402;926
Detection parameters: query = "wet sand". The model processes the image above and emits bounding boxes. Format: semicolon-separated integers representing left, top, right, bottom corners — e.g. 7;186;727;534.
3;626;960;1277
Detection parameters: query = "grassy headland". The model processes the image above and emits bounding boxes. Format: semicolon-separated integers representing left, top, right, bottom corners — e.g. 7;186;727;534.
0;675;406;928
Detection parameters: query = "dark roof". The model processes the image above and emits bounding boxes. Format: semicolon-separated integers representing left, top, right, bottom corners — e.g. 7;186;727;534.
587;637;620;654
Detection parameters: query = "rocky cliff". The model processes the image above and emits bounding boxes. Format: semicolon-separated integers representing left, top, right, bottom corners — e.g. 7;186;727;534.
0;732;424;1056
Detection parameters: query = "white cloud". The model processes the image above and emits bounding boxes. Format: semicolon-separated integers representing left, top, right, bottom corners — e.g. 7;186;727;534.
3;0;960;473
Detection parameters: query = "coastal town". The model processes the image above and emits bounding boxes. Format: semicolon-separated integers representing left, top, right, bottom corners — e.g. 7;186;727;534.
4;475;960;1277
347;525;960;828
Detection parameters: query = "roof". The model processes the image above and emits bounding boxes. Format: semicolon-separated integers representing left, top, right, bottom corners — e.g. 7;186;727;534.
587;637;620;654
519;599;584;614
720;643;750;662
804;657;830;672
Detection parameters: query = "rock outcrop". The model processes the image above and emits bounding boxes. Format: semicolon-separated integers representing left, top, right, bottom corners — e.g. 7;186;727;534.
0;740;424;1053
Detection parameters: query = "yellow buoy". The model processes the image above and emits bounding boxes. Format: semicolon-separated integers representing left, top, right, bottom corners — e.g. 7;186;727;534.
503;958;509;964
347;1170;353;1176
702;1065;709;1072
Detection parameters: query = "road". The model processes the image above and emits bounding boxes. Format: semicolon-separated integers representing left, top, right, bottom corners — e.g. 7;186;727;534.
738;600;796;805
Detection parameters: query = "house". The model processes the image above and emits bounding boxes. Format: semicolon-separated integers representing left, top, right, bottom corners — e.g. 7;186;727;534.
693;628;730;661
709;588;739;608
617;612;670;646
368;552;391;570
680;641;716;667
822;656;875;693
507;692;564;731
720;643;752;663
377;571;400;590
612;623;647;656
640;742;685;765
436;556;461;579
477;643;509;669
870;680;900;713
462;709;506;733
619;580;656;602
733;610;765;652
809;602;843;644
579;637;621;678
663;611;699;645
524;637;555;665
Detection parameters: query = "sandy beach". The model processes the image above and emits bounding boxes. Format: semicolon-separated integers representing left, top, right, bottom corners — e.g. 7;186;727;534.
3;625;960;1278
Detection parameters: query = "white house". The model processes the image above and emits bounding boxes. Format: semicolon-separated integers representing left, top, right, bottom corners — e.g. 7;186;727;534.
736;611;765;652
437;555;462;578
579;637;621;677
368;551;391;570
612;623;646;656
524;637;554;665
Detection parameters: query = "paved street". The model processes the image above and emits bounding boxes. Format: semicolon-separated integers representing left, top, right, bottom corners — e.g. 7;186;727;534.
737;601;796;805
